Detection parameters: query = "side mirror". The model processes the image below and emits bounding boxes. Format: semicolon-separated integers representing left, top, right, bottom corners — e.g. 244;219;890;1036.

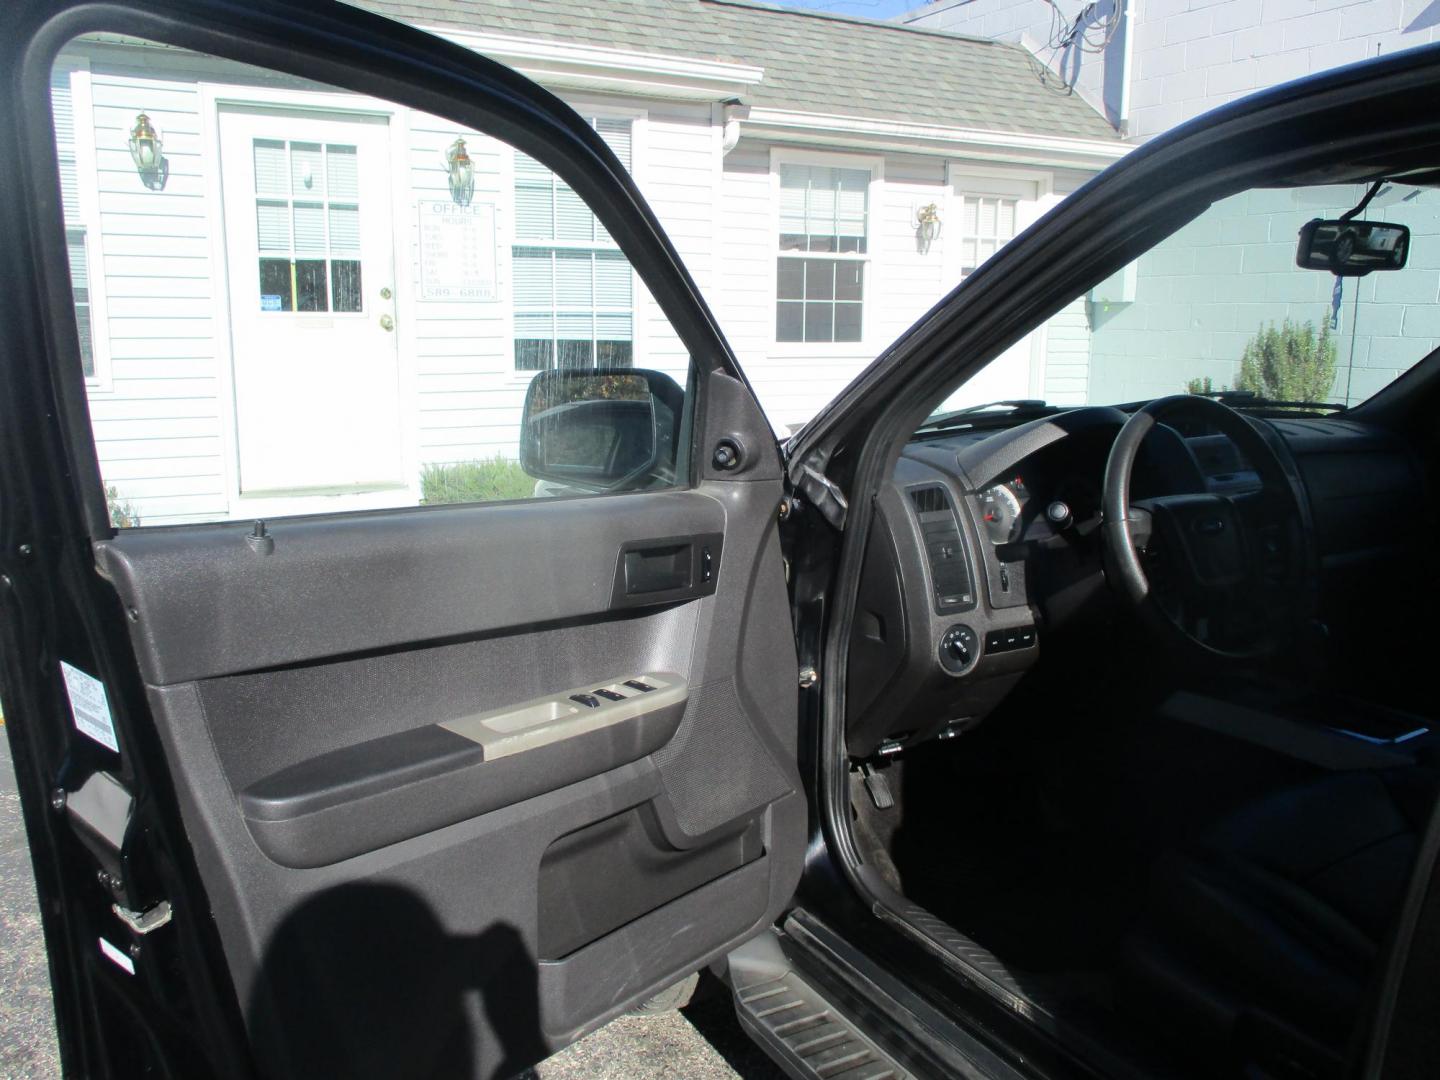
519;368;684;493
1297;218;1409;276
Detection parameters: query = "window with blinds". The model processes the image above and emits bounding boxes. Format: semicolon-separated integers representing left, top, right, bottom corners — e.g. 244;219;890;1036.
512;117;634;371
776;164;869;344
51;64;95;379
253;139;362;313
957;195;1019;277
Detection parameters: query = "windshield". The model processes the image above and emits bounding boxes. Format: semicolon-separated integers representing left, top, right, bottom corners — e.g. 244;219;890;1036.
931;182;1440;417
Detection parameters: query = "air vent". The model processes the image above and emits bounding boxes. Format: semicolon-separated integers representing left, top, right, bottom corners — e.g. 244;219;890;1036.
910;486;950;513
907;485;975;615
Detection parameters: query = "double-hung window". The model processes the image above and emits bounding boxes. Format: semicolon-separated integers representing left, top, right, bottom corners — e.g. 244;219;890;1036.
512;117;634;371
776;164;869;344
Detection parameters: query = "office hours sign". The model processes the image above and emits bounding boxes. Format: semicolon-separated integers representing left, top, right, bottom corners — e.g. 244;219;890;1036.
417;200;498;301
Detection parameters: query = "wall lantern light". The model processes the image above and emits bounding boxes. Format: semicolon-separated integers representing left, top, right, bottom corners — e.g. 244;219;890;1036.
445;137;474;206
128;112;166;189
915;202;942;255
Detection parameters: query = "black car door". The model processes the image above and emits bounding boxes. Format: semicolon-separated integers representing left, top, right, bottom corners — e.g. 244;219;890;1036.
0;2;805;1077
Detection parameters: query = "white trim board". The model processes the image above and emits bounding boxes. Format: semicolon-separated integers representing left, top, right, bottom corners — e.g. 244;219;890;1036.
422;25;764;103
744;108;1129;171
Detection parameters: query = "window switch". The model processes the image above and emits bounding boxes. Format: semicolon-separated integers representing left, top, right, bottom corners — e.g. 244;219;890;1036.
624;679;656;693
593;688;625;702
569;693;601;709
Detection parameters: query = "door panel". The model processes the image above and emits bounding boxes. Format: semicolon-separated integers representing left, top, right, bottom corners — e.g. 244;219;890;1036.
97;472;803;1078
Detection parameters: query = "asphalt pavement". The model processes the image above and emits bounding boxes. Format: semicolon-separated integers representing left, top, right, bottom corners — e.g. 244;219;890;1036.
0;727;784;1080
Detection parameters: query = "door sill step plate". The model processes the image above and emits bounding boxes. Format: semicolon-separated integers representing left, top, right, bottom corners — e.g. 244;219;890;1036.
729;933;913;1080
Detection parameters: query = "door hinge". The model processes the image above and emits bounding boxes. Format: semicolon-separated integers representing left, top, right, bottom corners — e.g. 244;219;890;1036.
62;770;165;919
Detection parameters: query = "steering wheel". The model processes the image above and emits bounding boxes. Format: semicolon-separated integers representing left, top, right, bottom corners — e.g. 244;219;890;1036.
1101;395;1313;661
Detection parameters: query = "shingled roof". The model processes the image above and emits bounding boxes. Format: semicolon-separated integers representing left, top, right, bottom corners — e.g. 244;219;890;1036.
360;0;1118;140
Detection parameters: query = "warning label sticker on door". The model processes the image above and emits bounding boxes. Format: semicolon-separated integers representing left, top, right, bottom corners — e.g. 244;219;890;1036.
60;661;119;753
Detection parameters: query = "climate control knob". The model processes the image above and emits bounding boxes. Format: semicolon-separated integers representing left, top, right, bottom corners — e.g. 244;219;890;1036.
939;624;979;674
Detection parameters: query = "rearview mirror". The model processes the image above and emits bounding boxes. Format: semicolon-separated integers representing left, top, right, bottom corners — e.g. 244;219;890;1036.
520;368;684;493
1296;218;1409;276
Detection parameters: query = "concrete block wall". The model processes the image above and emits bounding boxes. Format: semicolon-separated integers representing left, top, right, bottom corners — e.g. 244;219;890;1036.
1126;0;1440;140
906;0;1440;142
1084;183;1440;405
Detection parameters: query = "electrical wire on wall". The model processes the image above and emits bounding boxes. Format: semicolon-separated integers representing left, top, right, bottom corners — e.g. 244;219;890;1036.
1027;0;1123;94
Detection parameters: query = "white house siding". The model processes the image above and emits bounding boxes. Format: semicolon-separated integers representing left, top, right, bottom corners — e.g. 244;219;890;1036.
1085;185;1440;405
717;143;1102;432
406;100;699;471
406;113;514;470
631;100;713;379
84;50;229;526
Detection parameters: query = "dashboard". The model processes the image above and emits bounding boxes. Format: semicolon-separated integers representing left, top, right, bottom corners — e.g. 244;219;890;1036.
843;404;1422;760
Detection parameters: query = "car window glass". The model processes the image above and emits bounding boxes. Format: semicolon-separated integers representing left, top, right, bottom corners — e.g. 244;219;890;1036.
48;39;692;528
932;182;1440;415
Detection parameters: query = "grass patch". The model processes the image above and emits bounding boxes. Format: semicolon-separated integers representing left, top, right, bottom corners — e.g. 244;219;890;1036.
420;456;535;505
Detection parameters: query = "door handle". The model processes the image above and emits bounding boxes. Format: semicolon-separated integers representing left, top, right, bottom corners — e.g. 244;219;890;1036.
378;313;394;332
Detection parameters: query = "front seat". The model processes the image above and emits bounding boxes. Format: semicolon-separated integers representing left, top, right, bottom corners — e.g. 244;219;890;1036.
1118;766;1438;1079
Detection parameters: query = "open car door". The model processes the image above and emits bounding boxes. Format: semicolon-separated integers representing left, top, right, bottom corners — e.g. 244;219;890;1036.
0;2;806;1077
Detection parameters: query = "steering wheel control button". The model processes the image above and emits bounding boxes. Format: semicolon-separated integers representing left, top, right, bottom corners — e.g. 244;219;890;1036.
939;624;979;674
984;625;1037;654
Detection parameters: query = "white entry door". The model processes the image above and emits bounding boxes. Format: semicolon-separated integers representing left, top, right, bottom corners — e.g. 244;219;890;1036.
219;107;401;496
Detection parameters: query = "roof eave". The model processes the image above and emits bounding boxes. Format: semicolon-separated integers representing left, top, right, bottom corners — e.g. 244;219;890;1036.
740;107;1129;170
421;25;764;102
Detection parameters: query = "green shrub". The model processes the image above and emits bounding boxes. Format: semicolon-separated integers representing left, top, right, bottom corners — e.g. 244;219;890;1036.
1185;375;1216;395
1237;319;1337;404
420;456;535;505
106;485;140;528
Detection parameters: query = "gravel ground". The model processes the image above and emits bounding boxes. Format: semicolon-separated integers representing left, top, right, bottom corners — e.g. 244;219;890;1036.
0;727;784;1080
